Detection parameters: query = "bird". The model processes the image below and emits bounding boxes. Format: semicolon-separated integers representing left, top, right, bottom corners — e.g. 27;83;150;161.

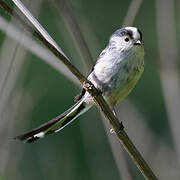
14;27;144;143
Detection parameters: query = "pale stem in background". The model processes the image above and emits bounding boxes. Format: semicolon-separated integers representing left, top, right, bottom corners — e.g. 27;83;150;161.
8;0;86;83
53;0;94;70
12;0;68;60
0;36;26;174
0;0;42;175
0;16;80;86
122;0;143;27
156;0;180;163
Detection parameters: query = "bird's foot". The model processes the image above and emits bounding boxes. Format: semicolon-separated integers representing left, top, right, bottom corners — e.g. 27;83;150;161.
110;122;124;134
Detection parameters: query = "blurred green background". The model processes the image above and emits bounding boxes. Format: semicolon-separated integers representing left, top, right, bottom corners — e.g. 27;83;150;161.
0;0;180;179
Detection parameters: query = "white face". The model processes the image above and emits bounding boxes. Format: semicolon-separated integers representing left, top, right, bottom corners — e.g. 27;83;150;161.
109;27;143;51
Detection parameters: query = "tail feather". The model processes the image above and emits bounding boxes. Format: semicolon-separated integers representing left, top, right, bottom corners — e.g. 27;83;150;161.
14;100;90;143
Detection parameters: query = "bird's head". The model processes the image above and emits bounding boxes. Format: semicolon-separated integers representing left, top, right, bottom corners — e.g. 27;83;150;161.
109;27;144;52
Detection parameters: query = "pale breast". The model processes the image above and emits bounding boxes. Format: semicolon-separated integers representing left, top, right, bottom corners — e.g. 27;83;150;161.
106;64;144;106
88;44;144;106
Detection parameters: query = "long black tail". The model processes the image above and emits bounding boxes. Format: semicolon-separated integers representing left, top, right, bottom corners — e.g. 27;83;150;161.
14;100;90;143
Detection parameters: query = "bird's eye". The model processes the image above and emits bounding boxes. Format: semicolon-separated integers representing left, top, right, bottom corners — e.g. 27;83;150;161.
124;37;130;42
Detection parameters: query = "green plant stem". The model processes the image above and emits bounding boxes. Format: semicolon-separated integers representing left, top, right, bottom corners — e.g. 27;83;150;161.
0;1;158;179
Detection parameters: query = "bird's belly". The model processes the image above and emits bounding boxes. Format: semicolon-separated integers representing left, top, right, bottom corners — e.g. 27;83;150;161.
105;65;144;106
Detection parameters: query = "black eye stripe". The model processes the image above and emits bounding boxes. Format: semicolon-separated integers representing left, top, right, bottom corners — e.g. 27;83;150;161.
111;29;133;39
137;29;142;40
126;31;133;39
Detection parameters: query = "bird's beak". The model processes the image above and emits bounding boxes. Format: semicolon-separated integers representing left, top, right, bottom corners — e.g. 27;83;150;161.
134;40;143;45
